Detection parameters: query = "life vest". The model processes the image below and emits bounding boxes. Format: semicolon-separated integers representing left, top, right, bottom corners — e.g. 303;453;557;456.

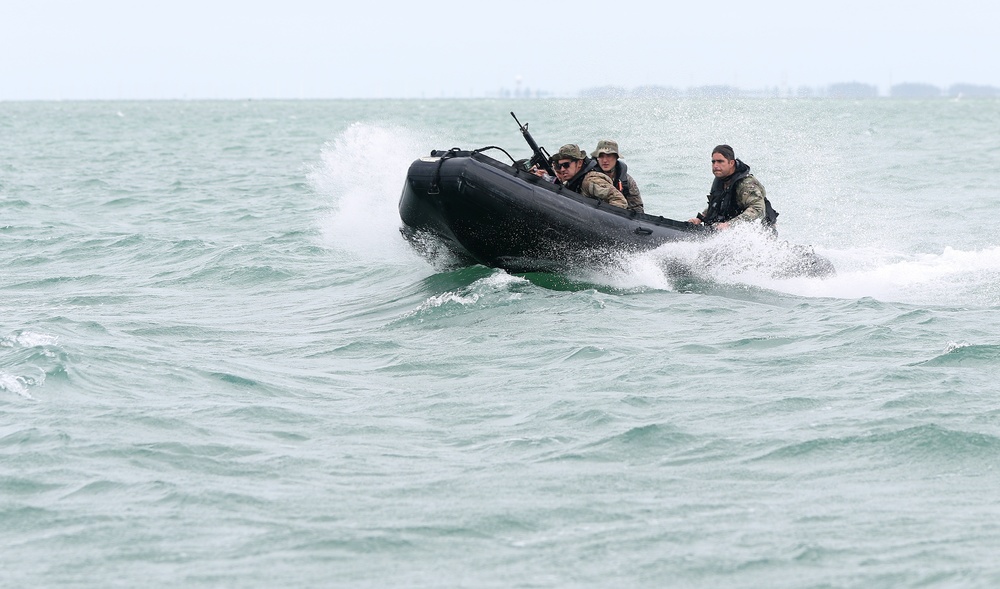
564;158;600;193
610;161;632;199
702;160;779;226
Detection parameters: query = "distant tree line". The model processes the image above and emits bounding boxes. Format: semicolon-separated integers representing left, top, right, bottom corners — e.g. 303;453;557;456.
577;83;1000;99
889;83;999;98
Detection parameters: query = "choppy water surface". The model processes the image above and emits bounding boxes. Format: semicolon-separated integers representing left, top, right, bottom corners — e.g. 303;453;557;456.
2;99;1000;587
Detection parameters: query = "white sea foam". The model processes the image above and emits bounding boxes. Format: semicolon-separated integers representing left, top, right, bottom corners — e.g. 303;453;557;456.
944;341;972;353
1;331;59;348
407;271;528;317
424;291;479;309
0;371;33;399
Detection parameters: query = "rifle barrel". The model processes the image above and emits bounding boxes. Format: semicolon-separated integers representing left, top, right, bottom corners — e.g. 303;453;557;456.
510;112;555;177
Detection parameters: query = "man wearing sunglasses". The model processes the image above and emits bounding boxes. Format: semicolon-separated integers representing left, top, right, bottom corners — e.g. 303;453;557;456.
549;144;628;209
688;144;778;231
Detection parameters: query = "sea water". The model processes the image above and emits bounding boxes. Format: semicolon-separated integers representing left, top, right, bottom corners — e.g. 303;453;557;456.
2;98;1000;588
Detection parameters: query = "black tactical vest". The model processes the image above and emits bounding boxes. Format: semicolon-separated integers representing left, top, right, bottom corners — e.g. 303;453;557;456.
565;158;600;193
703;160;778;226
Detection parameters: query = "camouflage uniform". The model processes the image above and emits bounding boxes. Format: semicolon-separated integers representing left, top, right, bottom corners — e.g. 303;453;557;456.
699;160;771;225
699;175;766;223
579;171;629;208
551;144;628;209
591;140;644;213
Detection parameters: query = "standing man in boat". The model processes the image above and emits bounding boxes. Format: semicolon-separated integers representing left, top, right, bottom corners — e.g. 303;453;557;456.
591;139;644;213
688;144;778;231
550;144;628;209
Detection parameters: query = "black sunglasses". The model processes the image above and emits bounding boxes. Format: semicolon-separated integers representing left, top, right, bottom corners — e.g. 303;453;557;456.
554;161;575;170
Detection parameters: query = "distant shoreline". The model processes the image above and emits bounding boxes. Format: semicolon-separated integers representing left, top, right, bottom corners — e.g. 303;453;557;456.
576;82;1000;100
5;82;1000;103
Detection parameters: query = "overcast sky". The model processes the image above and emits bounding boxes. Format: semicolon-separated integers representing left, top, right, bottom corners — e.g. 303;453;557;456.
2;0;997;100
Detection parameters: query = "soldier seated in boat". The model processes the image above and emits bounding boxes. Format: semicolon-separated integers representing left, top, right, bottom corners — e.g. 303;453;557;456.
591;139;644;213
688;144;778;232
549;144;628;209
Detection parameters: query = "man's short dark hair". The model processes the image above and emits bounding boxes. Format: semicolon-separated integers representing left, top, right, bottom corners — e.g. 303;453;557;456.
712;144;736;161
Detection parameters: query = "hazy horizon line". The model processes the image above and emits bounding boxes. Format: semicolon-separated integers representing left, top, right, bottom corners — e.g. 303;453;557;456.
5;80;998;103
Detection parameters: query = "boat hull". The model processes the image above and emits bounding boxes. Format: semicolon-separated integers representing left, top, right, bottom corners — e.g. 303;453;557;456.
399;150;835;277
399;151;702;272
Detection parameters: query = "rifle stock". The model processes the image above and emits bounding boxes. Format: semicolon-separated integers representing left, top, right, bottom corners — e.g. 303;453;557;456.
510;112;555;177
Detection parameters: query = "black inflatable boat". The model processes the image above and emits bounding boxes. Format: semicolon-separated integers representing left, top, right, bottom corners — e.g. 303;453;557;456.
398;116;835;277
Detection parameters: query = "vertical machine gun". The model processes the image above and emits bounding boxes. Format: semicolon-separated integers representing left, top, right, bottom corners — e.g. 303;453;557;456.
510;112;555;178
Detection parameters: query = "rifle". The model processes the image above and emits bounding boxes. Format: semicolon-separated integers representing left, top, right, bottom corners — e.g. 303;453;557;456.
510;112;555;177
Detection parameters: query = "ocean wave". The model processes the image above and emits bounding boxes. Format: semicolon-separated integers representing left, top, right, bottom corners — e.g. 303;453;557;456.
535;422;702;464
1;330;63;399
0;371;33;399
2;330;59;348
915;342;1000;367
396;269;530;323
751;424;1000;465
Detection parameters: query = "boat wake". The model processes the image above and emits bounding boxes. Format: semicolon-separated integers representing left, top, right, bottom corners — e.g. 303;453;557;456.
786;244;1000;306
581;230;1000;306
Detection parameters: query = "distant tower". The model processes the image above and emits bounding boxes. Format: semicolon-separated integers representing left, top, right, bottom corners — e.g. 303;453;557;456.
515;75;523;98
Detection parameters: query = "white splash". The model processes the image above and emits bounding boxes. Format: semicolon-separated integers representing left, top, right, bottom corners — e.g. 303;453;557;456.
310;122;428;264
776;245;1000;304
582;224;1000;306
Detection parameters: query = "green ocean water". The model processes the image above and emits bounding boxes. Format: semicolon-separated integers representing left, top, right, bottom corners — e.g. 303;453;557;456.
2;98;1000;588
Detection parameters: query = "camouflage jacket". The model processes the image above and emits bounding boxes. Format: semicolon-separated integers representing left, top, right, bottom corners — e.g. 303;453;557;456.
580;171;629;208
564;159;628;208
606;160;644;213
699;161;767;224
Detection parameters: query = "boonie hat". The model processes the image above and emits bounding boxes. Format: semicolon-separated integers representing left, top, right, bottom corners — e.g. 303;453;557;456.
550;144;587;162
591;139;620;158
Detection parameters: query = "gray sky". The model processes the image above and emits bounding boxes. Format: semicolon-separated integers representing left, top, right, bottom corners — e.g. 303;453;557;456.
2;0;997;100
